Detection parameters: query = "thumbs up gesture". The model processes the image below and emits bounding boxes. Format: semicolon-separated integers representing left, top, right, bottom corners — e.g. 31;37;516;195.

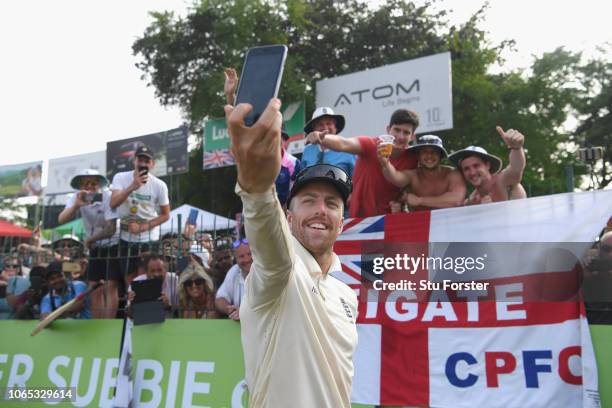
496;126;524;150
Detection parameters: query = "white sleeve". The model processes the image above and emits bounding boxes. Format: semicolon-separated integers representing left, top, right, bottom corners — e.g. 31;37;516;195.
158;179;170;207
111;172;128;190
238;185;294;310
102;190;118;221
216;267;236;303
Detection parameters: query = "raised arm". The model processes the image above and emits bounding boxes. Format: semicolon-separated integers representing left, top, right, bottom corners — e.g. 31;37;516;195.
224;68;238;106
496;126;525;187
378;143;413;187
58;192;87;224
226;99;295;309
306;131;362;155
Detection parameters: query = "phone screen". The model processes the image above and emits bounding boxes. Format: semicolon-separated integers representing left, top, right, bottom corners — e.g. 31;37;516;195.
235;45;288;126
187;208;199;226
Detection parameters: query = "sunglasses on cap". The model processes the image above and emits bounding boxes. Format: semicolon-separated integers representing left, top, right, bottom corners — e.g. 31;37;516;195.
184;278;205;288
233;238;249;248
288;164;352;205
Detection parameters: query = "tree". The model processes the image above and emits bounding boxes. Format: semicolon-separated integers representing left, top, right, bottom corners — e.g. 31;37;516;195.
573;45;612;188
134;0;601;211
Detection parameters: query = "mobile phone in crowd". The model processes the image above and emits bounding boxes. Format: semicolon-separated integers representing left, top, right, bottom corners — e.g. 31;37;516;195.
234;45;288;126
62;261;81;274
138;166;149;183
84;192;103;203
187;208;199;226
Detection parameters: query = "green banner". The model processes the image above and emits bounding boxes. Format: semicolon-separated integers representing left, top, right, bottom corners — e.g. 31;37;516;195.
131;320;246;407
0;320;122;407
203;118;230;152
0;320;376;407
202;101;305;170
6;320;610;407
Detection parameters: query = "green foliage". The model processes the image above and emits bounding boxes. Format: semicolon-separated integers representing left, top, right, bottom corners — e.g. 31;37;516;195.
134;0;611;211
0;199;27;226
573;45;612;188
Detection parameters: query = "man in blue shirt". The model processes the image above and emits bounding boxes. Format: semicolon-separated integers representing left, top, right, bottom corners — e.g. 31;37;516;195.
301;107;356;178
40;261;91;319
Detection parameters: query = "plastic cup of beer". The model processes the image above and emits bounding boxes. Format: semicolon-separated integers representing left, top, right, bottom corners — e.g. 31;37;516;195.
379;135;395;158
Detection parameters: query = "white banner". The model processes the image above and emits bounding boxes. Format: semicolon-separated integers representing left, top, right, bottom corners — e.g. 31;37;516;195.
316;52;453;137
46;151;106;195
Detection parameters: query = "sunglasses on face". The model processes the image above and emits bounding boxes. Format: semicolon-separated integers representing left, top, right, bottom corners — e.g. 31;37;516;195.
233;238;249;248
184;278;205;288
6;264;20;269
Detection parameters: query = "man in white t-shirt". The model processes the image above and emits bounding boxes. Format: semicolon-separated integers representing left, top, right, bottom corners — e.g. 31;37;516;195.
215;238;252;320
58;169;120;318
110;145;170;278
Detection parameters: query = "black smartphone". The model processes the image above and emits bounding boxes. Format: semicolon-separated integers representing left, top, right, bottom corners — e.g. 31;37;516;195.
234;45;288;126
0;285;6;298
138;166;149;183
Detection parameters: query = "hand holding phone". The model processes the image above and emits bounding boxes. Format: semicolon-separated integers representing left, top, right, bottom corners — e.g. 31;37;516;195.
234;45;287;126
132;166;149;188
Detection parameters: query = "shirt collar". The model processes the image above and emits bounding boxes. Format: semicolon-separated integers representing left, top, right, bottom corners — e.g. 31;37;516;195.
290;235;341;278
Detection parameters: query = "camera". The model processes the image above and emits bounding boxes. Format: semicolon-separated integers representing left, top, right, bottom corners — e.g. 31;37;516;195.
577;147;604;162
84;192;103;203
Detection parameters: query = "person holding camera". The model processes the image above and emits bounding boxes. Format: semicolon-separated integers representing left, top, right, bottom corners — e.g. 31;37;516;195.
59;169;120;318
110;145;170;281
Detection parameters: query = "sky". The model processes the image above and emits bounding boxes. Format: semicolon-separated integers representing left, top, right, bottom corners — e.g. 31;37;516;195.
1;0;611;180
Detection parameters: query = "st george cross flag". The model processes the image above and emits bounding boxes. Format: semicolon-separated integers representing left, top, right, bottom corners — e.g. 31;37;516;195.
333;190;611;407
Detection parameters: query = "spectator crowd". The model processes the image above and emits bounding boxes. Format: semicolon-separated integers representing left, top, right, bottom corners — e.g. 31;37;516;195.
0;69;609;324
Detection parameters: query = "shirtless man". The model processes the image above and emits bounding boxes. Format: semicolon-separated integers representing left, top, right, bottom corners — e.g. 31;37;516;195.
449;126;526;205
379;135;466;211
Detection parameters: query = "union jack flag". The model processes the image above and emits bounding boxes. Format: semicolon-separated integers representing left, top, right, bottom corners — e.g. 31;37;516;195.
203;149;235;169
333;215;386;287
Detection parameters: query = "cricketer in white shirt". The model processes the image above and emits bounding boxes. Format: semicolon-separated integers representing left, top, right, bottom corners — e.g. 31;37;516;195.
227;99;358;408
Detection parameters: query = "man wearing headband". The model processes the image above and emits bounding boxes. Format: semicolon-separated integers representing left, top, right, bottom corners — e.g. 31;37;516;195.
225;99;357;407
379;135;466;211
449;126;527;205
